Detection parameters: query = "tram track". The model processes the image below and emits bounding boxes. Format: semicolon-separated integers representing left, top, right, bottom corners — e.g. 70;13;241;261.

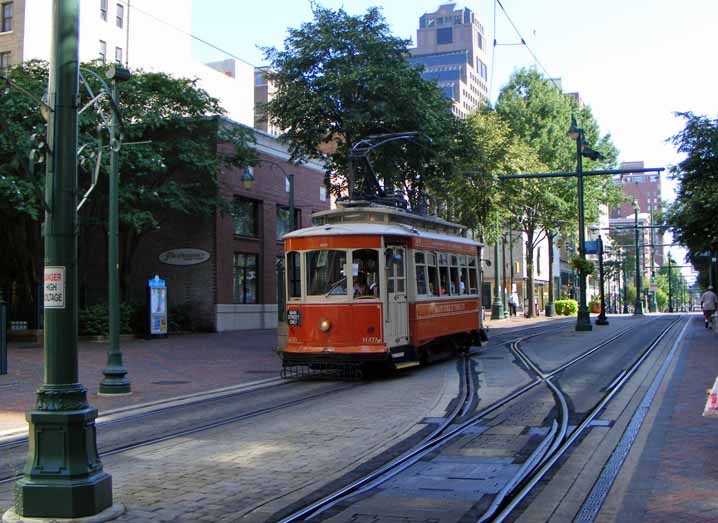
0;381;361;486
485;316;684;522
274;316;682;523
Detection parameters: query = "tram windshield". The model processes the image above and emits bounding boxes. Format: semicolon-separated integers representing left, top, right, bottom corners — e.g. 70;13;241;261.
306;250;347;296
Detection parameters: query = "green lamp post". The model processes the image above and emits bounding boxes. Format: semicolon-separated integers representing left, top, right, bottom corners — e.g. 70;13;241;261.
99;64;131;395
8;1;116;519
567;116;592;331
491;215;504;320
633;200;643;315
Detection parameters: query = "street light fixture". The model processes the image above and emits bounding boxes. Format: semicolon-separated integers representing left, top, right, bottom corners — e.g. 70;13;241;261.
566;115;592;331
633;199;643;315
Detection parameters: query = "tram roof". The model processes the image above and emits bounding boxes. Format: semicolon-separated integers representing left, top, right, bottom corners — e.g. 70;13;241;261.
283;222;483;247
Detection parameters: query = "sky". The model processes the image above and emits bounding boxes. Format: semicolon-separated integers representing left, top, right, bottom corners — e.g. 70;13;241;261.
190;0;717;280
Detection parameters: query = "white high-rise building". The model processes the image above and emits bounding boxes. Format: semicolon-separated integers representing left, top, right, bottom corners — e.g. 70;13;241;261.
0;0;253;125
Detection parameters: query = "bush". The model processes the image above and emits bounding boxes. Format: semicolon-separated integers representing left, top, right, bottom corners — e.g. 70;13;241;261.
79;302;137;336
554;299;578;316
169;303;194;333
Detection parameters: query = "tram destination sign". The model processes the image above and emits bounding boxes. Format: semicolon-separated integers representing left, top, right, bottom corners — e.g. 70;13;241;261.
287;309;302;326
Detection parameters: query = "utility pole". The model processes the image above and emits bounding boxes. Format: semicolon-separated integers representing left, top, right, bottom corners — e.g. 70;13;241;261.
7;1;116;519
501;231;508;318
668;254;674;313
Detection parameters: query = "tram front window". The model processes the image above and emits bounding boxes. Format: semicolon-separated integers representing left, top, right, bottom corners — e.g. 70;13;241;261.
307;250;347;296
352;249;379;298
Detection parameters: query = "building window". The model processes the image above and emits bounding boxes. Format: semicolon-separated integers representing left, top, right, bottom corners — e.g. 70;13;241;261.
115;46;122;64
99;40;107;63
426;18;435;27
100;0;107;20
477;33;484;49
116;3;123;28
277;206;300;240
319;186;327;202
1;2;12;33
0;51;9;75
254;71;266;86
437;27;453;45
231;197;259;237
233;253;258;304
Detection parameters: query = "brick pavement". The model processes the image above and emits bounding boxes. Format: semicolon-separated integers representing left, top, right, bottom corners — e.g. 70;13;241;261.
613;315;718;522
0;330;281;433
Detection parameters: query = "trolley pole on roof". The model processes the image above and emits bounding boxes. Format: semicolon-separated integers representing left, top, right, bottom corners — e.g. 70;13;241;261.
499;116;664;331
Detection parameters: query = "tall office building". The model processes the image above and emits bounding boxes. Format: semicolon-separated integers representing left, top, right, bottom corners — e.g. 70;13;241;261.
610;160;664;271
409;3;489;118
0;0;253;125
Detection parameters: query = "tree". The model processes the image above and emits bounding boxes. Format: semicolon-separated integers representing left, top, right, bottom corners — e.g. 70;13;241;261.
261;5;473;207
665;112;718;280
495;68;620;317
0;60;255;301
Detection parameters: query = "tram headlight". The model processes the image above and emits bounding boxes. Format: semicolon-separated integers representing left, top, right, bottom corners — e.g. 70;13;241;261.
319;319;332;333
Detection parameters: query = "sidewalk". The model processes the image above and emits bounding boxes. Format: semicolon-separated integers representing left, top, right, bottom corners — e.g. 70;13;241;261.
0;330;281;434
610;314;718;522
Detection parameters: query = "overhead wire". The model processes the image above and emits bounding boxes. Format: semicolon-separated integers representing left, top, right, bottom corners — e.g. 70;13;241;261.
115;0;258;68
491;0;563;93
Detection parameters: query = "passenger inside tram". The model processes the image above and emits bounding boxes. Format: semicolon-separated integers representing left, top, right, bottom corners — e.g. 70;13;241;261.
352;249;379;298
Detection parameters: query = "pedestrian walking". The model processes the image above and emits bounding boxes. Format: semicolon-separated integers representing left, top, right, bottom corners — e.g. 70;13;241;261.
700;286;718;328
509;291;518;316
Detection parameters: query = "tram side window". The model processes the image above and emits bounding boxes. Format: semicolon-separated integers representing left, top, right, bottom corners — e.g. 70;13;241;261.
450;255;461;295
353;249;380;298
306;250;347;296
438;253;450;296
287;251;301;299
468;256;479;294
427;252;439;296
458;255;468;295
415;252;427;295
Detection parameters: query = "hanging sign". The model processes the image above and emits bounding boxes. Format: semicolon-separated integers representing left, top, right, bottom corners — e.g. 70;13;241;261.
159;248;210;266
584;240;600;255
44;266;66;309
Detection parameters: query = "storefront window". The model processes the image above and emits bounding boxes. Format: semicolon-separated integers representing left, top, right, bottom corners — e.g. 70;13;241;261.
233;253;258;304
306;250;347;296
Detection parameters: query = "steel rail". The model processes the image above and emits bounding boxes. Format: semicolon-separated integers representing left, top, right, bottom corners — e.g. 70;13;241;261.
278;320;643;522
487;317;683;523
0;377;296;451
0;383;361;485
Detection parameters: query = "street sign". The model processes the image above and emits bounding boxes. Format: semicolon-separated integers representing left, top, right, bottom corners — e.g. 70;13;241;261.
585;240;599;255
651;282;658;291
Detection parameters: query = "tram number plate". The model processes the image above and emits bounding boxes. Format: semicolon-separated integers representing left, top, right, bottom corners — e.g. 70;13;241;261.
287;310;302;326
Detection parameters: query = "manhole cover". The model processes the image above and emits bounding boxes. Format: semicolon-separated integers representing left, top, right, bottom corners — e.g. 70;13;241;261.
151;380;191;385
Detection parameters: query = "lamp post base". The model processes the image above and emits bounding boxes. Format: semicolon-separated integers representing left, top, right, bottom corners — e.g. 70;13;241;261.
99;366;131;395
490;302;504;320
575;307;593;331
13;397;113;519
595;316;609;326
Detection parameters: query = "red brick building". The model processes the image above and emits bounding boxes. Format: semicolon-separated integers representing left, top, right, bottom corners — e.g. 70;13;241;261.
123;122;329;331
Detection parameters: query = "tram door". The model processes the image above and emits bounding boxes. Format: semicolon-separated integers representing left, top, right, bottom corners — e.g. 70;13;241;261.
384;246;409;348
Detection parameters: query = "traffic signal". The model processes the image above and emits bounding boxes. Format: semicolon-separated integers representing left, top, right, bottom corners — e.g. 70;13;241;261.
651;271;656;283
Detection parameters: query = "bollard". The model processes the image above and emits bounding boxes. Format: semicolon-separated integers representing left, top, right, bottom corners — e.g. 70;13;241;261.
0;292;6;375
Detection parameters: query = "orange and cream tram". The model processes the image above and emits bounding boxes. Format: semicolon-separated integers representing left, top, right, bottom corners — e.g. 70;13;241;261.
280;202;486;377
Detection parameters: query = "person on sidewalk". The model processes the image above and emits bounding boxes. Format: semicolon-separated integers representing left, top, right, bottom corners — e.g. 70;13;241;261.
508;292;518;317
700;286;718;328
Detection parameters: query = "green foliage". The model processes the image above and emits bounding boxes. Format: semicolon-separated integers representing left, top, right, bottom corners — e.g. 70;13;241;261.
555;299;578;316
656;288;668;311
665;112;718;279
261;5;474;208
168;303;194;333
570;255;595;276
79;302;137;336
0;60;255;297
